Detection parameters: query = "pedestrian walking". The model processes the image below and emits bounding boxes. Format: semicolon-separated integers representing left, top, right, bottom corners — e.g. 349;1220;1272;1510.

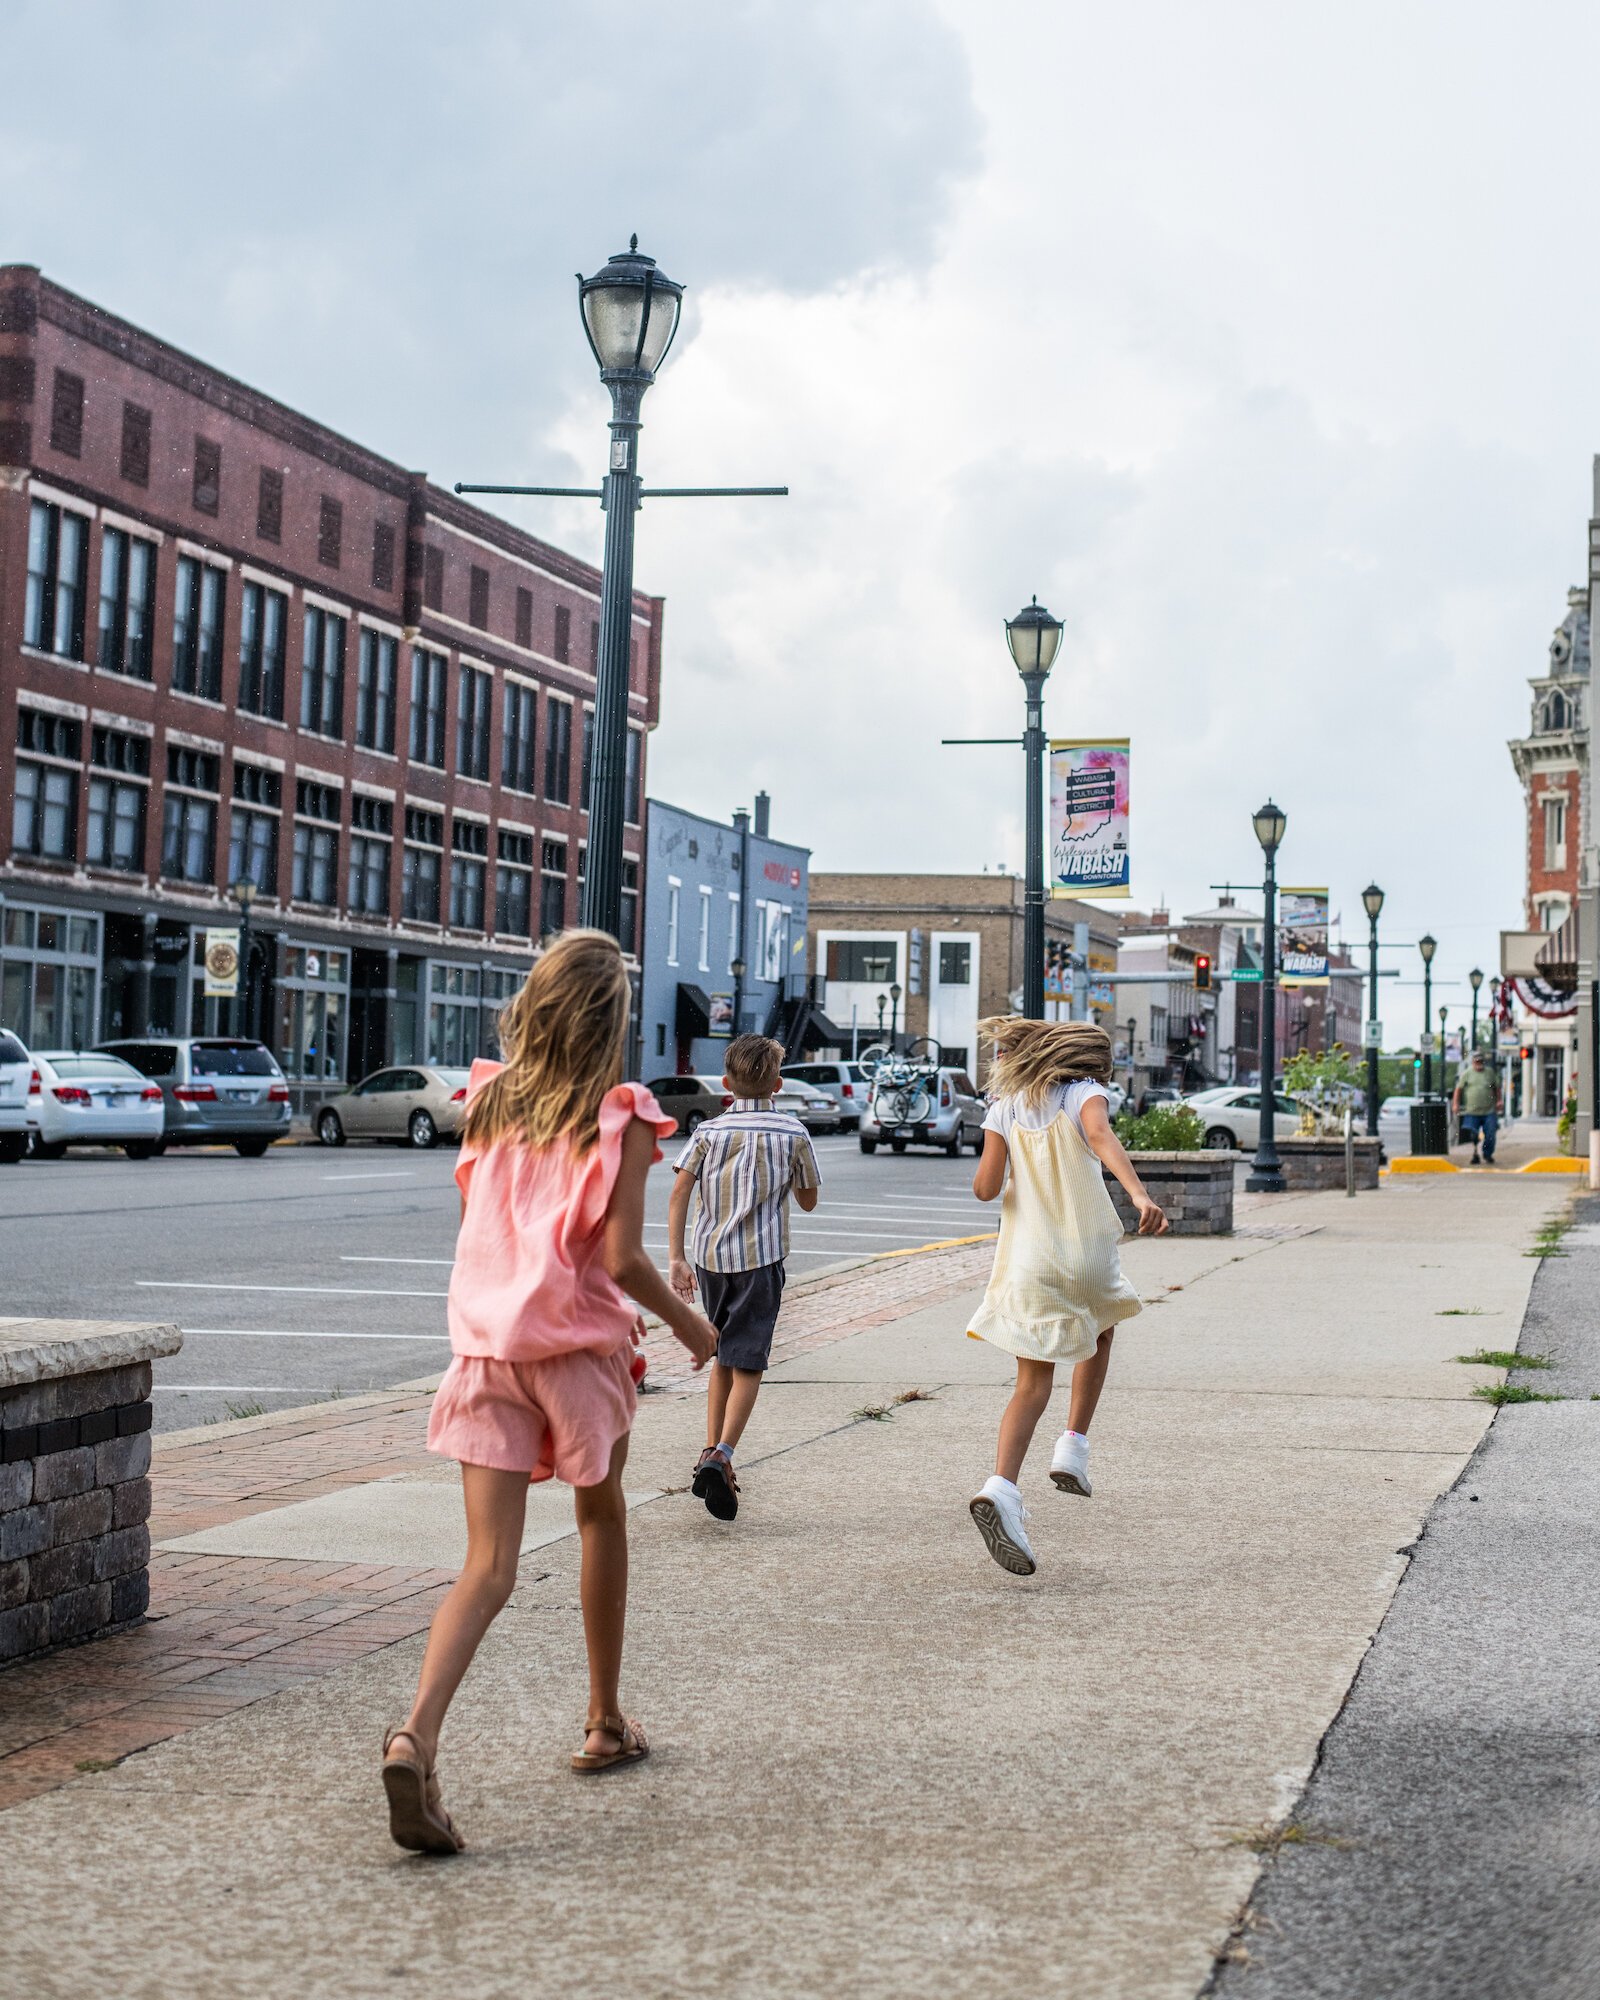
667;1034;821;1519
1452;1050;1502;1165
966;1018;1168;1577
380;931;717;1854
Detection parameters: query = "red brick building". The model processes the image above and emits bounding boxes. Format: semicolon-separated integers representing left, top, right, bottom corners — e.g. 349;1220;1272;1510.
0;265;661;1098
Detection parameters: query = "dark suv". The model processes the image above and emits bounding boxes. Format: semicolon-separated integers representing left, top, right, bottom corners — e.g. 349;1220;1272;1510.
96;1038;291;1155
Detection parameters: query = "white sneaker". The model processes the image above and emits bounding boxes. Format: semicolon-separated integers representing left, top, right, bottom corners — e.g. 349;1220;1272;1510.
969;1476;1036;1576
1050;1431;1092;1497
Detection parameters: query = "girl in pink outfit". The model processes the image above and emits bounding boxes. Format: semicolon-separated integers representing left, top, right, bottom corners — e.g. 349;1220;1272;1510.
381;931;716;1854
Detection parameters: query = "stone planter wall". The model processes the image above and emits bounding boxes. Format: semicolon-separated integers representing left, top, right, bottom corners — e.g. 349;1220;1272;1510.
1103;1151;1238;1236
1;1319;181;1666
1276;1136;1381;1191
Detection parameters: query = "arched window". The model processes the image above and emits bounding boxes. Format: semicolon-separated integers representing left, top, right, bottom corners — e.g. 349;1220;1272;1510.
1544;692;1568;732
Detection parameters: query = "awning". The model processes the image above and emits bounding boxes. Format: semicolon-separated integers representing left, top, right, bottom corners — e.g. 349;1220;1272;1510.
1534;915;1578;991
675;984;735;1041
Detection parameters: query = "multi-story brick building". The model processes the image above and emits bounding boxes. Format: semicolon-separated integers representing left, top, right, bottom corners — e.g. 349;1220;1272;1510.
0;266;661;1101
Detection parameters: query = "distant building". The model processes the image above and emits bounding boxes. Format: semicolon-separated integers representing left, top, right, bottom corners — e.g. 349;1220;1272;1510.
637;792;809;1080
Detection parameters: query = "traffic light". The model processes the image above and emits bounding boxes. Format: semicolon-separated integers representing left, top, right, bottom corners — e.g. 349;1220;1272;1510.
1194;954;1212;991
1521;1046;1533;1063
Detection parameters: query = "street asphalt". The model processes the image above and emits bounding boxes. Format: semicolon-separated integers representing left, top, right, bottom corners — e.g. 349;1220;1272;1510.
1210;1189;1600;1999
0;1130;996;1430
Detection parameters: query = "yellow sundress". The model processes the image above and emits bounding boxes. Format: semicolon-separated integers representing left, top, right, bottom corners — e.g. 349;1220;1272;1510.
967;1089;1142;1363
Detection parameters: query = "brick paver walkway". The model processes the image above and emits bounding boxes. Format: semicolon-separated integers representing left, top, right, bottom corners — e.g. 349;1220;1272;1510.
0;1242;992;1811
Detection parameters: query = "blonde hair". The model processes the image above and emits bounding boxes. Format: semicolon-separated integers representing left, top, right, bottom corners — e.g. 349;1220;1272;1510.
725;1033;785;1096
463;929;630;1155
978;1016;1112;1109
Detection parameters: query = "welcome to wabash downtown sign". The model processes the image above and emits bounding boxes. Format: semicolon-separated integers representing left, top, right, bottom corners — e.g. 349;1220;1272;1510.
1049;739;1129;899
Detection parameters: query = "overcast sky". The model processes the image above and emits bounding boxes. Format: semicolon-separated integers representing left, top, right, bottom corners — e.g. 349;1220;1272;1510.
5;1;1593;1023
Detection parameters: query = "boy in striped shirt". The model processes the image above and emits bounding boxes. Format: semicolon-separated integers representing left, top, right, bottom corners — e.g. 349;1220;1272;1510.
668;1034;821;1519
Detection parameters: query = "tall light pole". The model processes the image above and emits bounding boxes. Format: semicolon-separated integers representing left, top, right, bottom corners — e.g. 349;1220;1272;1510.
1469;966;1483;1056
229;877;259;1042
1439;1005;1450;1100
1007;599;1064;1019
876;993;886;1044
1362;882;1384;1136
1246;800;1287;1194
890;982;902;1050
1418;933;1437;1095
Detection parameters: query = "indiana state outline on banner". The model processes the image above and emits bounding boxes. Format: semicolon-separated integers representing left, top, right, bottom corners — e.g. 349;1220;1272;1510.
1279;886;1330;985
1049;738;1130;899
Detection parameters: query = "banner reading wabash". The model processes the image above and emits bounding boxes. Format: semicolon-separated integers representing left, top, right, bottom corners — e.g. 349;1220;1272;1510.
1049;739;1129;899
1278;887;1329;986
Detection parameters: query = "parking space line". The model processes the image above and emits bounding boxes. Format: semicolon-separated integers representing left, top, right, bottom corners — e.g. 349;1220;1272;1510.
152;1384;323;1393
321;1171;417;1182
341;1255;456;1266
137;1281;449;1298
178;1326;450;1342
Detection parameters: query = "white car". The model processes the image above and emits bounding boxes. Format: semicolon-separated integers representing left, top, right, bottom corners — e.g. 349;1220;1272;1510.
0;1029;30;1164
1180;1085;1298;1152
26;1050;166;1159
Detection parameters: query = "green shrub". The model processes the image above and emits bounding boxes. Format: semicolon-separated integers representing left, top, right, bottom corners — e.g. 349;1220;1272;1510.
1114;1104;1204;1151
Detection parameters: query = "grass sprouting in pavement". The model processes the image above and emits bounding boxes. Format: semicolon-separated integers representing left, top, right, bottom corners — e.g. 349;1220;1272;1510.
1453;1349;1553;1371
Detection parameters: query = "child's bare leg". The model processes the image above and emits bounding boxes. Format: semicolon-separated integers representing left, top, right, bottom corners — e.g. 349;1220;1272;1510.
715;1368;763;1452
1067;1329;1115;1435
995;1357;1056;1484
575;1432;630;1755
393;1463;529;1765
706;1360;732;1447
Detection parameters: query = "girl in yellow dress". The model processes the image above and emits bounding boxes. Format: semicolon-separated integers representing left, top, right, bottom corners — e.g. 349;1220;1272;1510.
966;1018;1168;1576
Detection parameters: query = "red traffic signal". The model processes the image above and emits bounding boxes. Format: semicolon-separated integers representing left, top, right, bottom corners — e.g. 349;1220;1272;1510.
1194;954;1213;991
1520;1046;1533;1062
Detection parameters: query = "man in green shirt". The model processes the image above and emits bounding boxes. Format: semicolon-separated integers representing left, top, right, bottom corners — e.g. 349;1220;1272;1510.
1453;1052;1502;1164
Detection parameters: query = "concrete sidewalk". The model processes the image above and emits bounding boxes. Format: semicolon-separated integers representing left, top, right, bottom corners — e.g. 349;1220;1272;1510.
0;1173;1565;1999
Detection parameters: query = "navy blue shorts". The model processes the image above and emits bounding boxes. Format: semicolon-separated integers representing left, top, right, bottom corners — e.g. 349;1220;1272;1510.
697;1262;786;1372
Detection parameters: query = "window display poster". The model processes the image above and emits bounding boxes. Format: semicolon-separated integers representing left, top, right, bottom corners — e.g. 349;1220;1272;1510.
1278;887;1329;985
1049;740;1129;898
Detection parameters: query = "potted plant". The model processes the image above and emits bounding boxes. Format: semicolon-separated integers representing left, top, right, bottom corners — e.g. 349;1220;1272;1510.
1108;1102;1236;1235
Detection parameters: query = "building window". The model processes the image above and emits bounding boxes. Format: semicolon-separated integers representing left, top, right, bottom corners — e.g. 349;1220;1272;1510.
172;555;226;701
728;891;741;973
300;605;347;738
469;565;489;629
427;961;483;1067
291;780;340;905
580;707;594;809
939;941;972;985
554;605;571;664
540;838;568;937
625;727;642;825
423;544;443;612
372;520;395;592
192;434;221;515
355;628;398;753
24;499;89;660
408;647;447;767
348;833;391;916
495;829;534;937
698;887;712;972
665;879;682;965
515;587;533;649
161;745;219;884
12;711;82;861
402;808;444;923
228;762;281;896
589;620;599;671
502;682;536;793
450;819;488;930
120;401;151;487
86;726;150;874
96;527;156;680
621;858;639;958
50;368;84;456
318;496;342;569
1543;797;1567;872
825;939;897;983
544;698;572;803
238;580;288;719
257;466;284;543
457;664;491;782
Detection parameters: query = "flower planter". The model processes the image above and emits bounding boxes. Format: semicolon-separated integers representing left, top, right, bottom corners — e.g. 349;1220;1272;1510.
1102;1150;1238;1236
1275;1136;1381;1191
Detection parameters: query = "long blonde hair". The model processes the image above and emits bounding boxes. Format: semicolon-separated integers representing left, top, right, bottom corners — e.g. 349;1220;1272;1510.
978;1016;1112;1109
463;930;630;1155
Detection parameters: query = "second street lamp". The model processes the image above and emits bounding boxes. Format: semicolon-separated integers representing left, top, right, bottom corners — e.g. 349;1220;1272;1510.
1007;598;1064;1019
1418;933;1437;1096
1246;799;1287;1194
229;877;259;1042
890;982;903;1050
1362;881;1384;1137
1469;966;1484;1055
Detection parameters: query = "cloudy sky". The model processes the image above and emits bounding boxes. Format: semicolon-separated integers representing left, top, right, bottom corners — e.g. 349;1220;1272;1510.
5;0;1594;1023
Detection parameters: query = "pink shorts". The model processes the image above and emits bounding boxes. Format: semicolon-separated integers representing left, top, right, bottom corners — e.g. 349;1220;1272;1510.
427;1345;637;1488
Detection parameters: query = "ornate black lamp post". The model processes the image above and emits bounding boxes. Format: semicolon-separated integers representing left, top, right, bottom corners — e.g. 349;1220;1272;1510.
1439;1005;1450;1099
731;955;746;1040
1245;800;1287;1193
229;877;259;1042
876;993;887;1043
1005;598;1064;1020
1362;882;1384;1136
1418;933;1437;1095
1469;967;1484;1055
889;982;902;1049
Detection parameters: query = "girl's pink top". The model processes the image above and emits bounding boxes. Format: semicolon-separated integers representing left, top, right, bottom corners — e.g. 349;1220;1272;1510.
447;1063;676;1364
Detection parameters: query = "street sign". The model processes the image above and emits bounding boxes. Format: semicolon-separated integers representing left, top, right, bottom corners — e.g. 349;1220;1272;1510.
1362;1020;1382;1050
1420;1031;1436;1053
1498;1031;1521;1053
1231;968;1263;983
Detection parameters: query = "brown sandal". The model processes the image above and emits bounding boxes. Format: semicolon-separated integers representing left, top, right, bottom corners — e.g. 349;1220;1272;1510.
570;1712;650;1775
382;1726;466;1853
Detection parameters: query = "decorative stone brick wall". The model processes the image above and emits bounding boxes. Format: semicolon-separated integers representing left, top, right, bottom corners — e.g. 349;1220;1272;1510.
0;1320;181;1666
1102;1152;1237;1236
1276;1137;1382;1191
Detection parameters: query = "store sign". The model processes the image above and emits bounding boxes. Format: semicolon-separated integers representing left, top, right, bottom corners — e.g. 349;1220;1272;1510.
1362;1019;1383;1050
707;993;734;1039
203;928;240;998
1279;888;1329;984
1049;739;1130;898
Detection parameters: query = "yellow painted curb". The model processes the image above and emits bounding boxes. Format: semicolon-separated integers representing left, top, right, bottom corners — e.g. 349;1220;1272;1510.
1518;1157;1588;1175
874;1231;996;1259
1388;1157;1460;1175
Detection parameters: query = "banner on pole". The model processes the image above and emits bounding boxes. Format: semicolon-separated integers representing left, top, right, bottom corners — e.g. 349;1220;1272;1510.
203;928;240;998
1049;739;1129;899
1278;887;1329;985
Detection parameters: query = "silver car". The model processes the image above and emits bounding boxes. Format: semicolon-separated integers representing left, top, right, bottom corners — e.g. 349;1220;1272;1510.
316;1066;472;1149
781;1060;873;1133
860;1065;985;1157
0;1028;29;1164
26;1051;166;1159
96;1037;291;1157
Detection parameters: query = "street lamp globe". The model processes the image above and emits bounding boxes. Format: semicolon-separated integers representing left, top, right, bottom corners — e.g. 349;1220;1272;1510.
1004;597;1063;680
890;983;902;1005
577;237;684;382
1469;967;1484;993
1418;933;1436;965
229;878;258;912
1252;800;1287;857
1362;882;1385;923
731;957;746;982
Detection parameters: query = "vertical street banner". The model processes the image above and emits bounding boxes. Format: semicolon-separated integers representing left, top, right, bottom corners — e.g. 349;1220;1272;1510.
203;928;240;998
1049;739;1130;899
1278;888;1329;985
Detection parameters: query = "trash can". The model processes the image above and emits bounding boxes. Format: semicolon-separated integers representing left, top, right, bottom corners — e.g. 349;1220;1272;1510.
1410;1099;1449;1157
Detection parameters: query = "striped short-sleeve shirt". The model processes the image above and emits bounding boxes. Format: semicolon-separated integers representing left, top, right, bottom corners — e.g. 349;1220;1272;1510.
673;1098;822;1273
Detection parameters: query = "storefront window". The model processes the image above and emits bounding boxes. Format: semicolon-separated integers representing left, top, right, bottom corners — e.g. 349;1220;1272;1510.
427;962;483;1067
274;945;350;1082
394;957;422;1065
0;903;99;1048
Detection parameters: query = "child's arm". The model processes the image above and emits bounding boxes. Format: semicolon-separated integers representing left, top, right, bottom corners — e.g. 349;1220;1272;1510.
604;1118;717;1366
1079;1095;1169;1235
973;1130;1007;1202
790;1134;821;1213
667;1168;698;1301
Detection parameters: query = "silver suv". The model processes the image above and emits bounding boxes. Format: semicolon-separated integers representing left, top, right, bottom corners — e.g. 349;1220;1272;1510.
96;1038;291;1156
0;1028;29;1164
860;1062;985;1157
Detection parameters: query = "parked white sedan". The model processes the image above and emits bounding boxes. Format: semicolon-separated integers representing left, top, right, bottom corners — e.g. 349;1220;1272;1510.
27;1051;166;1159
1180;1085;1298;1152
